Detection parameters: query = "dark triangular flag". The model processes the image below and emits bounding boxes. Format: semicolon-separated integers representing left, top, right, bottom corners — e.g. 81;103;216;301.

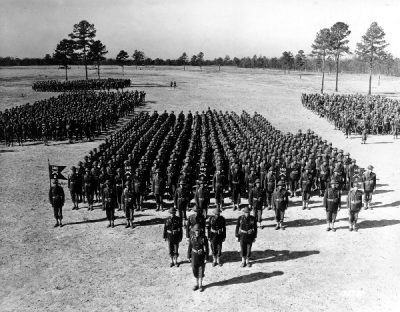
48;164;67;180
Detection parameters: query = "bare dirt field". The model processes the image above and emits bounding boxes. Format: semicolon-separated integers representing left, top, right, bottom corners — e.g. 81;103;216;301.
1;66;400;312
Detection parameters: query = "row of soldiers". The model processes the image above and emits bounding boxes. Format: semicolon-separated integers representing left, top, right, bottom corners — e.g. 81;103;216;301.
32;78;131;92
1;90;145;146
63;110;377;231
301;93;400;138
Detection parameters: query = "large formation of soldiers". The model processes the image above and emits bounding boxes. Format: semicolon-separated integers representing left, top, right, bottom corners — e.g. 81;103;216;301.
302;93;400;138
32;78;131;92
1;90;145;146
50;108;377;290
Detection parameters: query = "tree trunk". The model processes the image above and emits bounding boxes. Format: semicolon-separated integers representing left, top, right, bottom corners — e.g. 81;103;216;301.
219;65;220;71
184;64;186;71
97;62;100;79
122;65;124;76
65;66;68;81
84;46;88;80
321;54;326;94
335;55;339;92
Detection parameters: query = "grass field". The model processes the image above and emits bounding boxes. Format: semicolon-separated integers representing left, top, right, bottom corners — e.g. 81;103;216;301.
1;66;400;312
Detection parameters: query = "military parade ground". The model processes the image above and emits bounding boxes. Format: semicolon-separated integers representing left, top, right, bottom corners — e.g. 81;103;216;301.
1;64;400;311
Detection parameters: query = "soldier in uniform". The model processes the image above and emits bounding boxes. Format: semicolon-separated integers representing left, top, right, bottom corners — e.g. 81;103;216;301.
300;165;313;210
152;168;165;211
347;178;363;231
163;208;183;267
248;179;265;229
207;208;226;267
186;207;206;263
230;163;242;210
83;168;95;210
114;168;124;211
235;207;257;267
271;180;290;230
362;165;376;210
68;166;80;210
122;179;135;228
194;177;210;218
103;180;115;228
288;159;301;197
323;179;341;232
213;169;225;210
49;179;65;227
190;224;209;292
265;167;276;210
174;180;189;224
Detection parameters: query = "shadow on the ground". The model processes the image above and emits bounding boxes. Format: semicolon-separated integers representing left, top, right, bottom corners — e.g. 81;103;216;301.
373;200;400;208
222;249;320;264
0;149;15;153
373;189;394;195
262;218;347;228
357;219;400;229
204;271;284;290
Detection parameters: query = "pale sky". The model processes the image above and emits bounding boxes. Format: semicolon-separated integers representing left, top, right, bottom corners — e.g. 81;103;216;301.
1;0;399;59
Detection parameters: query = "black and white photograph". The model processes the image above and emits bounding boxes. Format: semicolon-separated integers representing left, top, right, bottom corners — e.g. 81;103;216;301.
1;0;399;311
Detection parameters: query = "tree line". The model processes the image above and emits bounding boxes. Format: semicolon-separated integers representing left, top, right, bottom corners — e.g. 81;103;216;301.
1;20;399;91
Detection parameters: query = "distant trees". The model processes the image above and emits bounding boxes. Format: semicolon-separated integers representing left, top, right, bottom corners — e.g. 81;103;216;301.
88;40;108;79
311;28;332;93
177;52;188;70
356;22;389;95
215;57;224;71
53;39;75;80
197;52;204;71
280;51;294;73
132;50;145;69
295;50;306;78
116;50;129;75
330;22;351;91
69;20;96;80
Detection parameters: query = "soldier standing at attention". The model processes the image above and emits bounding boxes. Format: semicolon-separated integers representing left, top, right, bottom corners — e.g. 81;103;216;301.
248;179;265;229
163;208;183;267
362;165;376;210
114;168;124;211
207;208;226;267
271;180;290;230
323;179;341;232
122;178;135;228
230;163;242;211
103;180;115;228
190;224;209;292
194;177;210;218
213;169;225;210
152;168;165;211
186;207;206;263
174;180;189;224
347;178;363;231
49;179;65;227
83;168;95;211
235;207;257;267
265;167;276;210
300;165;313;210
68;166;79;210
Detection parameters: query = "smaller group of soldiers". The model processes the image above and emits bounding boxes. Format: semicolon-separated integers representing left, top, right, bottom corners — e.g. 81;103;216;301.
1;90;145;146
302;93;400;139
32;78;131;92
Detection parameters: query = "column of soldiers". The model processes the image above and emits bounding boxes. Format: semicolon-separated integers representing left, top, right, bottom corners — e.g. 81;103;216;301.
32;78;132;92
0;90;145;146
302;93;400;138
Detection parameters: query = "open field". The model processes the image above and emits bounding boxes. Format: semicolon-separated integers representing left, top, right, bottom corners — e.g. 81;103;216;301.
1;66;400;312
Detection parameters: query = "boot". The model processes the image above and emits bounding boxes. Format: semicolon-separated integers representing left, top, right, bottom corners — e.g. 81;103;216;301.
212;256;217;267
275;223;280;230
240;257;246;267
54;221;59;227
302;201;306;210
354;222;358;232
174;256;179;267
125;221;130;228
280;222;285;230
131;222;135;229
111;221;115;228
246;257;251;267
368;201;373;210
217;256;222;267
193;279;199;291
170;257;175;267
199;278;204;292
326;222;331;231
331;222;336;232
59;220;63;227
107;222;111;228
349;223;353;231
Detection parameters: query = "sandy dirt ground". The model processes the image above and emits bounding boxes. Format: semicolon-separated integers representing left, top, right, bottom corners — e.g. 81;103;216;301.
1;66;400;312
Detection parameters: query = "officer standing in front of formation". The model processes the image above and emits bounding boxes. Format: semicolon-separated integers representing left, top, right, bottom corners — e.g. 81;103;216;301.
271;180;290;230
68;166;79;210
323;179;341;232
249;179;265;229
122;178;135;228
235;207;257;268
190;224;209;292
207;208;226;267
347;177;363;231
49;179;65;227
186;207;206;263
163;208;183;267
362;165;376;210
103;180;115;228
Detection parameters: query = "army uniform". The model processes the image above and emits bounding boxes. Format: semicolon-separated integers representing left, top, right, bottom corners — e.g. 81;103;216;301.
83;169;95;210
323;179;341;231
347;182;363;231
248;179;265;228
163;208;183;267
235;207;257;267
186;208;206;262
213;170;225;210
362;165;376;209
49;179;65;227
190;224;209;292
68;167;80;209
174;182;190;222
152;169;165;211
114;171;124;210
207;209;226;266
272;181;290;229
103;181;116;227
230;164;242;210
300;168;314;209
265;168;276;210
194;179;210;218
122;183;135;228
